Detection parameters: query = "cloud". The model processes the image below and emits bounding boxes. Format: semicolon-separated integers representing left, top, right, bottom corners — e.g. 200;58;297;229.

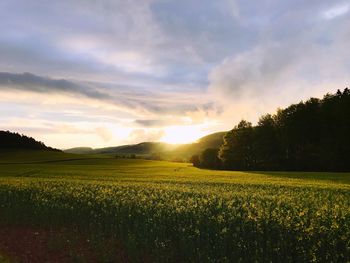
208;1;350;123
134;119;173;128
0;71;216;117
95;127;113;142
128;129;165;143
322;3;349;20
150;0;252;64
1;0;349;147
0;0;255;86
208;43;297;100
0;115;120;149
0;72;110;100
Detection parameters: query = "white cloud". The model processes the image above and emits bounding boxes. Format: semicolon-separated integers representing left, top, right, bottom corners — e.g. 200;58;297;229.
208;26;350;124
322;3;349;20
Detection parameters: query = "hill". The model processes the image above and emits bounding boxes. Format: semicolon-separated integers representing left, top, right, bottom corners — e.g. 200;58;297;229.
65;132;226;160
65;142;177;155
92;142;177;155
164;132;226;160
0;130;60;152
64;147;93;154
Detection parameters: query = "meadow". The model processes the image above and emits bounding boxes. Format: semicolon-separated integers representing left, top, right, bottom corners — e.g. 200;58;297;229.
0;151;349;262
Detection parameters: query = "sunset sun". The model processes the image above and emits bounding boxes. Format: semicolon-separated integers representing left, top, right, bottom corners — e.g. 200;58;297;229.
161;125;208;144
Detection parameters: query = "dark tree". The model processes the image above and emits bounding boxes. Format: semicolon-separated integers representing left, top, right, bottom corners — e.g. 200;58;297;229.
219;120;255;170
190;154;200;167
0;130;60;151
199;148;221;169
254;114;280;170
204;88;350;172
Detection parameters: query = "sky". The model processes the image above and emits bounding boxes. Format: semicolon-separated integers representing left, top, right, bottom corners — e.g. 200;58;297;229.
0;0;349;149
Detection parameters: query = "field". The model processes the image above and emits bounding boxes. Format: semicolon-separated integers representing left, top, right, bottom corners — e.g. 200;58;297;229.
0;151;349;262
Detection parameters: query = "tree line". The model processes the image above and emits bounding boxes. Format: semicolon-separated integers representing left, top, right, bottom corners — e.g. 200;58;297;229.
191;88;350;171
0;130;60;151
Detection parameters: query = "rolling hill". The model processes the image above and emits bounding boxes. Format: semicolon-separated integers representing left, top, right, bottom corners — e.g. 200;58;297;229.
65;142;177;155
65;131;227;161
162;131;226;160
64;147;94;154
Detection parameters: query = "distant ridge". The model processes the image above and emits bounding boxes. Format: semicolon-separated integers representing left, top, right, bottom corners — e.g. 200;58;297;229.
64;147;93;154
65;142;177;155
92;142;178;155
64;132;226;161
0;130;60;151
170;132;226;157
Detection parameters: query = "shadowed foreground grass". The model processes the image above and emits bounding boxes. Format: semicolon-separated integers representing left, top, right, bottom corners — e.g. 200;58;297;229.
0;151;349;262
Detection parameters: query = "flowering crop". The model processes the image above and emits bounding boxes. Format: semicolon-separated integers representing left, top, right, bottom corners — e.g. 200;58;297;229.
0;158;349;262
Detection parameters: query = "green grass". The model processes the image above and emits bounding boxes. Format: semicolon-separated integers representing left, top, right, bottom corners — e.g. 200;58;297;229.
0;151;349;262
0;150;109;164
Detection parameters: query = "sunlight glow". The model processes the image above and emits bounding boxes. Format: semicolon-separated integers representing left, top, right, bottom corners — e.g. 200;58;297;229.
161;125;208;144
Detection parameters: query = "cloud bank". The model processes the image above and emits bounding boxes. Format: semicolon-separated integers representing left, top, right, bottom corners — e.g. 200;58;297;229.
0;0;349;147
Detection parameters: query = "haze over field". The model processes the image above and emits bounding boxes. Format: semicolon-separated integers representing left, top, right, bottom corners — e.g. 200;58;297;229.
0;0;349;148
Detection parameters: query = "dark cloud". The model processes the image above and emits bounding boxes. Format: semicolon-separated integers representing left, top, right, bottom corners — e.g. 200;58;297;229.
134;118;188;127
0;71;216;116
134;119;168;127
0;72;110;100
